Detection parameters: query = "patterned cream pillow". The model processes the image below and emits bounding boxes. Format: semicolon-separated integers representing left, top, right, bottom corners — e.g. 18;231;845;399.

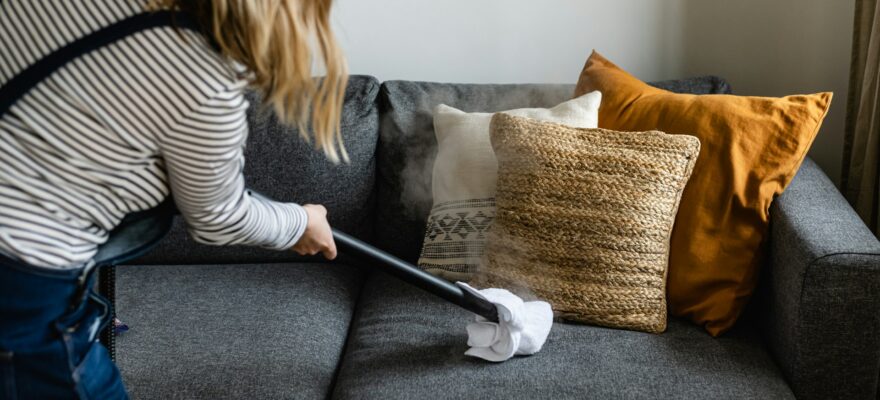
477;113;700;333
418;92;602;281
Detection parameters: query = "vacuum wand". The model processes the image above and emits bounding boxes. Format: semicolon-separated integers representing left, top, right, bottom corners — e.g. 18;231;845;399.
332;229;499;323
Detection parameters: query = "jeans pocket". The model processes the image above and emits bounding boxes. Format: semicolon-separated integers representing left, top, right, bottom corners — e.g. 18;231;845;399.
58;290;126;400
1;351;15;400
71;343;126;400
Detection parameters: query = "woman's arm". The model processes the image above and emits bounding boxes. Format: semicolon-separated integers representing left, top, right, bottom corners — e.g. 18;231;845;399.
160;87;311;252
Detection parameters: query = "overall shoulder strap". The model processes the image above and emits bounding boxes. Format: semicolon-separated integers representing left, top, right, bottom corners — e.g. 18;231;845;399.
0;10;199;116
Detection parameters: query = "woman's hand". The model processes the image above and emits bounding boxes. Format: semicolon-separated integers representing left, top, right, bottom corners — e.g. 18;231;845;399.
292;204;337;260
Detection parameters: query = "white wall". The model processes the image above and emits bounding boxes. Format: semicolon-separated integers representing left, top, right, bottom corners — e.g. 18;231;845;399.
334;0;854;183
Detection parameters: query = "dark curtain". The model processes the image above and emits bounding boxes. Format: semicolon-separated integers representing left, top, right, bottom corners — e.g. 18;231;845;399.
842;0;880;233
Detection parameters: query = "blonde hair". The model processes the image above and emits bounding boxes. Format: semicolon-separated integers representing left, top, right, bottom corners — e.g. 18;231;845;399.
155;0;349;162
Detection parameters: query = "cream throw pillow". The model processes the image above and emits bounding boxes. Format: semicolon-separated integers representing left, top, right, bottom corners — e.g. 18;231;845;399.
418;91;602;281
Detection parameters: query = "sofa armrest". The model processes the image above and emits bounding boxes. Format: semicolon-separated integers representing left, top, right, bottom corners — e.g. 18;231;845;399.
764;158;880;400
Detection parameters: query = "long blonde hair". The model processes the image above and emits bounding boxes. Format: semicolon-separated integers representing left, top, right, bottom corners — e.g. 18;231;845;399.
155;0;349;163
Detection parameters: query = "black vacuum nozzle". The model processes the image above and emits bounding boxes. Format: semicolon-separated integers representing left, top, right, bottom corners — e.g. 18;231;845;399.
332;229;499;323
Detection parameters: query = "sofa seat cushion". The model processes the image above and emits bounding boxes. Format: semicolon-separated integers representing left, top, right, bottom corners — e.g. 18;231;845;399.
332;274;794;400
115;262;364;399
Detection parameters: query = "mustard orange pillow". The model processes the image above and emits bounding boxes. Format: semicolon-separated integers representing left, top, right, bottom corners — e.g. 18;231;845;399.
574;51;832;336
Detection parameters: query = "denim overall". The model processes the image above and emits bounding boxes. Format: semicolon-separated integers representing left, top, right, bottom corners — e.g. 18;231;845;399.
0;11;189;399
0;255;121;399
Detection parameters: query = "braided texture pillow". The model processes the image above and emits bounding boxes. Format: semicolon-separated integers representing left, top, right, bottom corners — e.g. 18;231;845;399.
478;113;700;333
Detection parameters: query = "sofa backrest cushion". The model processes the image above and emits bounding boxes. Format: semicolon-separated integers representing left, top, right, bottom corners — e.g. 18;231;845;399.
132;75;381;265
374;77;732;263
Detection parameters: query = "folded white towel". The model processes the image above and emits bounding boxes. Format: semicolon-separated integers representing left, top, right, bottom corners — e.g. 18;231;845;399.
456;282;553;362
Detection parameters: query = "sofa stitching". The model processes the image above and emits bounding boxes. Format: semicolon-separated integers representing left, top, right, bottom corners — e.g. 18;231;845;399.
325;272;370;400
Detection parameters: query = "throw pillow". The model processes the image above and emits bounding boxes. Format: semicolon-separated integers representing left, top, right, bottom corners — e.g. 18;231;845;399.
418;92;602;281
574;51;832;336
478;113;700;333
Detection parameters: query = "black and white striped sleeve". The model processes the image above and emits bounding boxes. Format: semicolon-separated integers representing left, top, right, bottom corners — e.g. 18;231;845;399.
160;86;308;250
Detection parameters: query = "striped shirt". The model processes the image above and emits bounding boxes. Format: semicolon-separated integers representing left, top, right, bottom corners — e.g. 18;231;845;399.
0;0;308;270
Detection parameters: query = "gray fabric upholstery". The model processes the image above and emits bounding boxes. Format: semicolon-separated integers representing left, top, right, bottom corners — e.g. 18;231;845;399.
650;75;732;96
332;274;793;400
115;262;364;399
107;75;880;399
374;77;733;262
132;75;381;265
764;157;880;400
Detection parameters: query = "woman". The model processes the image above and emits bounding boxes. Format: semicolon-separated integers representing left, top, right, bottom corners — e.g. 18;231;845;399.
0;0;346;398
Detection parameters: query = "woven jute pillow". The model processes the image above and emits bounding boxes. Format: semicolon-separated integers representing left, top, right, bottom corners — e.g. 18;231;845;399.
476;113;700;333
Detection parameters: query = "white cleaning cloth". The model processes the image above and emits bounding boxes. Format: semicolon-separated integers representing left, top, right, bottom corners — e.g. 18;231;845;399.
456;282;553;362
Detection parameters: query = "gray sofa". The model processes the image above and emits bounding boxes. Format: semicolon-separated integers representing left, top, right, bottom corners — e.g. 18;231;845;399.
114;76;880;399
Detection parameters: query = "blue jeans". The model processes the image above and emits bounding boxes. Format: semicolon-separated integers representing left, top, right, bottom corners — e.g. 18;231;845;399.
0;253;127;399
